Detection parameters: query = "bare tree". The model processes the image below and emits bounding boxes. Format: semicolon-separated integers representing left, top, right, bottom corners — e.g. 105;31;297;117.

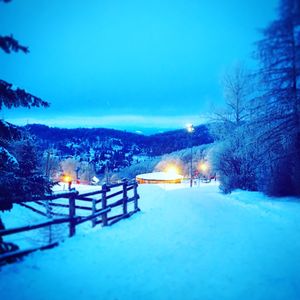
209;65;258;193
222;64;252;125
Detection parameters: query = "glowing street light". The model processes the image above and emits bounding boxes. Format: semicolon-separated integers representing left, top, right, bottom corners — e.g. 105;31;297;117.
62;174;72;190
165;165;179;176
199;162;208;172
186;123;194;133
186;123;194;187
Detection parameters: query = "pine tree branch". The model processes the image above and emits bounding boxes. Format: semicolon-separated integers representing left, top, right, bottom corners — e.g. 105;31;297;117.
0;35;29;54
0;80;49;110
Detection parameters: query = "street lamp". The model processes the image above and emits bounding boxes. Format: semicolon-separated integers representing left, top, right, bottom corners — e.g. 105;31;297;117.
165;165;178;175
186;123;194;187
199;162;208;172
62;174;72;190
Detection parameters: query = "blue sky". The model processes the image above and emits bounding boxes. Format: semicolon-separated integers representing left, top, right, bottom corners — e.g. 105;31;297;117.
0;0;277;133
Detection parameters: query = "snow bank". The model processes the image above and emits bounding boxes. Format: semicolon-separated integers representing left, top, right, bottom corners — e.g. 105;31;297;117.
1;184;300;300
136;171;183;181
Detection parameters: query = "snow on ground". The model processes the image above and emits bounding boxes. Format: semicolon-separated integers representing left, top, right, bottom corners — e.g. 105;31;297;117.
136;171;183;180
52;182;102;193
1;183;300;300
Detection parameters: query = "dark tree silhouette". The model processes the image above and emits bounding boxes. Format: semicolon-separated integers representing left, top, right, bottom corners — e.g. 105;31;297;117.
0;1;49;110
0;35;29;54
0;1;50;208
0;80;49;110
0;0;28;54
209;0;300;196
0;0;52;259
0;0;47;110
254;0;300;195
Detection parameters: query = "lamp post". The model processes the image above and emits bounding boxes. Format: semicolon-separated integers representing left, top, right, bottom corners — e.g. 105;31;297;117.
62;174;72;190
186;123;194;187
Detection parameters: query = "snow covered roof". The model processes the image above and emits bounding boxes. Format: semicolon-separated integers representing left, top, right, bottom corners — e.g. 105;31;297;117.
136;172;183;181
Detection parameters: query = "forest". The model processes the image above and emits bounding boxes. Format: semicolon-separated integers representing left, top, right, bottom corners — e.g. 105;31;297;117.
209;0;300;196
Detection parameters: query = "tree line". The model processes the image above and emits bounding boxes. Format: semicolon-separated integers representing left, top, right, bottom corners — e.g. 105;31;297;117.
211;0;300;196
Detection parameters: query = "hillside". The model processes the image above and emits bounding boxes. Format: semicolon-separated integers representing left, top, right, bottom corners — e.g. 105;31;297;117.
25;124;213;156
23;124;213;177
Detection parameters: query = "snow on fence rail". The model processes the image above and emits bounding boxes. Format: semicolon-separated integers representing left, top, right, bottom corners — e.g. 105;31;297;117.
0;180;140;265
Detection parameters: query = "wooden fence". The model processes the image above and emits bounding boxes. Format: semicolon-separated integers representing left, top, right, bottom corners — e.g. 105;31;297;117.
0;180;140;265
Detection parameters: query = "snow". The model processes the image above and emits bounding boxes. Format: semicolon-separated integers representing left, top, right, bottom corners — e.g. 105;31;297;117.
1;183;300;299
0;146;18;166
52;182;101;193
136;171;183;181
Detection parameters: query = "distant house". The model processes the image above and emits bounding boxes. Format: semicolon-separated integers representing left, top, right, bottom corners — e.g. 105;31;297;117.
136;172;183;184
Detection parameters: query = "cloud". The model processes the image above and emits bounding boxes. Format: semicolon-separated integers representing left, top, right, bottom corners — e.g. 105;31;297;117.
5;114;208;131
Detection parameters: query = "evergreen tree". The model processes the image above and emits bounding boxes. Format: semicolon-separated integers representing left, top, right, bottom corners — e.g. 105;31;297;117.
254;0;300;195
14;140;52;200
0;0;51;258
0;136;53;209
0;80;49;110
0;0;28;55
0;144;19;210
0;1;48;110
0;0;51;211
212;0;300;196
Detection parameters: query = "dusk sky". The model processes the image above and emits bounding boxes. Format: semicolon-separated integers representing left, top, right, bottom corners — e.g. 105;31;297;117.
0;0;277;133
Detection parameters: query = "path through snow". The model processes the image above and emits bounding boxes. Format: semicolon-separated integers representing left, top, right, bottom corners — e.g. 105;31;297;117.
1;183;300;300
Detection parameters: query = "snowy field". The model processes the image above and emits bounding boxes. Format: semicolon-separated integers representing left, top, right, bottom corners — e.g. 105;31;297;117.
1;182;300;300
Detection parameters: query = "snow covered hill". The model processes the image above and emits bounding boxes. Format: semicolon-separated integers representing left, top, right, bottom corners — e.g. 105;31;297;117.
22;123;213;179
1;183;300;300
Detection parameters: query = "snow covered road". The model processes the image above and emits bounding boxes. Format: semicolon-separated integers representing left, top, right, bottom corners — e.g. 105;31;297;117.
1;183;300;300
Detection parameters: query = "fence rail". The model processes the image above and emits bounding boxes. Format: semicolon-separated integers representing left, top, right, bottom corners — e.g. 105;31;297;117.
0;180;140;265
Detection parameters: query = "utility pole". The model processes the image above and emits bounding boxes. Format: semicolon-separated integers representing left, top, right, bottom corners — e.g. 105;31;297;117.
186;124;194;188
45;150;51;178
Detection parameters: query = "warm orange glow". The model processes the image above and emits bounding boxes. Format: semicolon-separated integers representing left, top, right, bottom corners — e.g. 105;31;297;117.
62;175;72;183
165;165;179;176
199;163;208;172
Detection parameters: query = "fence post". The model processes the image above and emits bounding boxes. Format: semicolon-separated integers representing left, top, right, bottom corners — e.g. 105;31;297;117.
91;198;97;227
122;179;128;215
45;200;53;243
69;195;76;237
101;184;108;226
133;181;139;211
